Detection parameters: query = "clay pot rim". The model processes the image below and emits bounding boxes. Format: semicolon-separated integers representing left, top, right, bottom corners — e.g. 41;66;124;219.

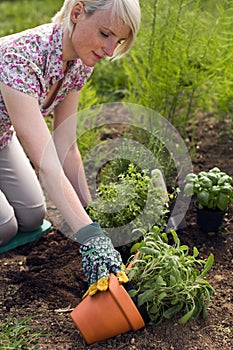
108;273;145;330
70;272;145;344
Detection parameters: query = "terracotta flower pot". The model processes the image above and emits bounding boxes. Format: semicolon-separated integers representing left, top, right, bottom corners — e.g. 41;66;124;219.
70;273;145;344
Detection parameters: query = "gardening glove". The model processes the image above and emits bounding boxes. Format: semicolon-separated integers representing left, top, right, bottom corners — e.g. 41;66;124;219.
75;222;128;298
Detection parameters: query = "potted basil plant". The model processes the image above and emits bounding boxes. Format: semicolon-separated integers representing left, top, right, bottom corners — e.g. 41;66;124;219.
184;167;233;232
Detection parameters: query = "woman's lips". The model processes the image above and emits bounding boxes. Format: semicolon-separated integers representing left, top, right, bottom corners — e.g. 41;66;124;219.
93;51;103;60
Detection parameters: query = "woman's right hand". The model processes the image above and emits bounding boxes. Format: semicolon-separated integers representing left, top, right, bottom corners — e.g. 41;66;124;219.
76;222;128;297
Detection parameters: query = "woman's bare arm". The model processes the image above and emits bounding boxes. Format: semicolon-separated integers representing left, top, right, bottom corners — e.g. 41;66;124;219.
53;89;92;207
0;82;92;233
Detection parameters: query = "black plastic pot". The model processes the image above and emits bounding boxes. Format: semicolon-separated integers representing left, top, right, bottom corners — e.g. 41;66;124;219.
124;280;150;324
196;207;226;233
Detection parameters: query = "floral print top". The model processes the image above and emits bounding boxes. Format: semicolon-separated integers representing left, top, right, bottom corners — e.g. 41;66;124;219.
0;23;93;149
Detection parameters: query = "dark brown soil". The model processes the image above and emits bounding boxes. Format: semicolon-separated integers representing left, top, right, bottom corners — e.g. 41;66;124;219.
0;114;232;350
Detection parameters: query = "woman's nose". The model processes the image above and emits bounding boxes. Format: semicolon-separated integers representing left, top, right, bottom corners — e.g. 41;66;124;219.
103;40;117;57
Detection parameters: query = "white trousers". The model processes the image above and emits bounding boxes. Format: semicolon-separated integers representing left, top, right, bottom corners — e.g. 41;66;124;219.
0;135;46;245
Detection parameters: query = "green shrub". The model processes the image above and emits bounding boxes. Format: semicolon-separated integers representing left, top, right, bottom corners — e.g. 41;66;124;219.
122;0;233;131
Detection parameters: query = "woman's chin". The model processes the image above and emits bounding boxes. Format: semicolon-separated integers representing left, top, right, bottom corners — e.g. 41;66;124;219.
79;54;103;67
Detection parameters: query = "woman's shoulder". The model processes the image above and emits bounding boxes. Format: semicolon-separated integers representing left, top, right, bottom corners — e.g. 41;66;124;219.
0;23;63;69
27;23;61;40
0;23;60;48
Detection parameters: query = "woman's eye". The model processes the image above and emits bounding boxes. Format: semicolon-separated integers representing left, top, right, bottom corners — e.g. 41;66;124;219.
101;31;108;38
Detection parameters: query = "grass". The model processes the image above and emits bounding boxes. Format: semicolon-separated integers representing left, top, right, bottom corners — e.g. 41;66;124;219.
0;316;51;349
0;0;63;36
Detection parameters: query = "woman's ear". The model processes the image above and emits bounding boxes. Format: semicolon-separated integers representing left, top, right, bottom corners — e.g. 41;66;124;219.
71;1;85;23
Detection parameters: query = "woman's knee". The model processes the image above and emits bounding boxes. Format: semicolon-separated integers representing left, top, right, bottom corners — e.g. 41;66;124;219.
17;204;46;232
0;192;18;245
0;204;47;245
0;216;18;246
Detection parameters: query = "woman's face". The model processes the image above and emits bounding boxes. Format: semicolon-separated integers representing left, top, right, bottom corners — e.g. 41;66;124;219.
64;2;130;66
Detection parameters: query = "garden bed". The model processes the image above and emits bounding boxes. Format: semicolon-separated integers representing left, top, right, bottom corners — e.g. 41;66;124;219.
0;113;232;350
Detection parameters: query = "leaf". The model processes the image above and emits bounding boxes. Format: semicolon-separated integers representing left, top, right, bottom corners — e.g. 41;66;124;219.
217;192;228;211
171;297;180;305
170;229;179;246
161;232;168;243
218;175;231;185
207;173;218;185
128;289;138;298
158;292;167;301
178;306;195;324
201;177;213;189
201;253;214;277
172;268;181;283
130;242;141;253
184;183;194;196
210;167;220;173
137;289;155;306
163;304;183;319
202;305;208;319
140;247;156;255
180;245;189;253
197;190;209;207
170;274;177;286
193;246;199;258
148;303;159;316
184;173;197;183
156;275;166;287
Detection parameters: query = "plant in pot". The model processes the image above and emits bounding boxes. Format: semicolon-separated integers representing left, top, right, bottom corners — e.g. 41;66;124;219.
127;226;215;326
86;163;170;254
183;167;233;232
70;225;215;344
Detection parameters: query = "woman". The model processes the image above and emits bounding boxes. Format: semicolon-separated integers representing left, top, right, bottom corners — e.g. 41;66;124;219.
0;0;141;296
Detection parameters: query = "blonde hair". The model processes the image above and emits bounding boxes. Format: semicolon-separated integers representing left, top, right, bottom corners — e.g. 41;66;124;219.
52;0;141;59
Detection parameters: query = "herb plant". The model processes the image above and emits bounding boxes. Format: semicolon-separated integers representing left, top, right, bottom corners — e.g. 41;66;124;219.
128;226;215;325
87;163;169;233
184;167;233;211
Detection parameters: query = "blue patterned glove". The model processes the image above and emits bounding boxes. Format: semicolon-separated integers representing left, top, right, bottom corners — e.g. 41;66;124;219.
75;222;128;297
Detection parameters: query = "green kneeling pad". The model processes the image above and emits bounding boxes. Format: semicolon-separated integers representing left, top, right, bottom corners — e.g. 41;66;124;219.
0;219;52;254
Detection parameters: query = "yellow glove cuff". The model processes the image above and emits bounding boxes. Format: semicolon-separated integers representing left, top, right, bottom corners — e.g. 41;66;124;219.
82;277;109;299
117;270;129;284
82;271;128;299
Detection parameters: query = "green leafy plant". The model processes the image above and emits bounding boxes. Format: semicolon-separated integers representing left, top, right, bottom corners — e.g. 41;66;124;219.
87;163;169;232
0;316;50;349
184;167;233;211
128;226;215;325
